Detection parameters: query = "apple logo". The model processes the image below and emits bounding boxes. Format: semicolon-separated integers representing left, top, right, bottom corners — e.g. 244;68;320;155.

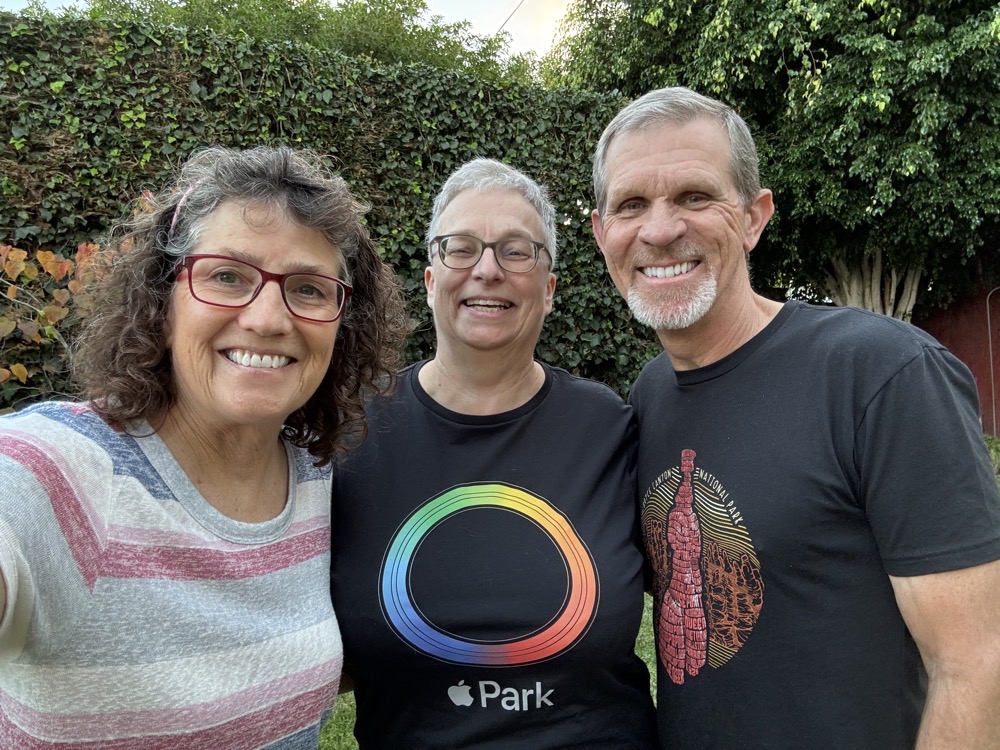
448;680;474;707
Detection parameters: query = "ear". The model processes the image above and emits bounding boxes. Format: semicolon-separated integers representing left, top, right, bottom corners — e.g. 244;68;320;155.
543;272;556;315
591;209;607;254
423;265;435;310
163;287;177;349
743;189;775;253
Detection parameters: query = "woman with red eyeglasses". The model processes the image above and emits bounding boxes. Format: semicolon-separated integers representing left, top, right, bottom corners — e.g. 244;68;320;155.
0;146;406;747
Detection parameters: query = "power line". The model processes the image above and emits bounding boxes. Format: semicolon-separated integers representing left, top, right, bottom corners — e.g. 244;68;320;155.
497;0;527;34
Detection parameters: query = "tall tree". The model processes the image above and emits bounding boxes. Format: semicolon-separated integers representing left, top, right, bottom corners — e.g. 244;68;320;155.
71;0;534;83
546;0;1000;317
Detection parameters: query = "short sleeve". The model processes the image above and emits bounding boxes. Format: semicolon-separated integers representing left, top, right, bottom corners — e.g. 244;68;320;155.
857;344;1000;575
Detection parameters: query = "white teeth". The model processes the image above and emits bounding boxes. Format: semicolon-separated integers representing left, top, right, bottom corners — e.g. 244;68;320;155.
465;299;512;309
642;261;697;279
227;350;290;368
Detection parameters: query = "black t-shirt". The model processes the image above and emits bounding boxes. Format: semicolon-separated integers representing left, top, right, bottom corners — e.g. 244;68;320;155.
331;362;658;749
630;301;1000;749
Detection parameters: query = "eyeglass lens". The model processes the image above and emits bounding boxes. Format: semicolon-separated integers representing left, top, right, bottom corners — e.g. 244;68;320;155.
187;256;347;322
437;235;541;273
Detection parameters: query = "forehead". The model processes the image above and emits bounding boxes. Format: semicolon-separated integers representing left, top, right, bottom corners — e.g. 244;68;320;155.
604;119;734;196
199;200;292;233
197;201;341;271
437;188;544;238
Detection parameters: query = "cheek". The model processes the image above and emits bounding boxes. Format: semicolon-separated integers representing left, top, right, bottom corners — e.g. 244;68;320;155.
709;205;747;237
601;222;632;263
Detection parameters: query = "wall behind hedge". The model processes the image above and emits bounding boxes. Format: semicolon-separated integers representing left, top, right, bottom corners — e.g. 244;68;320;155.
0;15;659;407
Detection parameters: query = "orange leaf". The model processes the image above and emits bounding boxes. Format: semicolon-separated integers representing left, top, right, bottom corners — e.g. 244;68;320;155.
41;305;69;325
52;288;71;306
0;369;10;384
38;250;73;281
75;242;100;268
3;249;26;280
38;250;58;274
11;364;28;384
5;286;16;300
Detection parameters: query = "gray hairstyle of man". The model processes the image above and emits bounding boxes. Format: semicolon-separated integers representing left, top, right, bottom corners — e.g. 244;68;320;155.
425;158;559;267
592;86;762;216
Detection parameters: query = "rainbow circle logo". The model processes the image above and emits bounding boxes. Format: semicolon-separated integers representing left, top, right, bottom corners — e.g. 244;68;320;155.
380;483;599;666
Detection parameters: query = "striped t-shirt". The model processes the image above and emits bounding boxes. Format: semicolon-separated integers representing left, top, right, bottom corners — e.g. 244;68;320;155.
0;401;341;748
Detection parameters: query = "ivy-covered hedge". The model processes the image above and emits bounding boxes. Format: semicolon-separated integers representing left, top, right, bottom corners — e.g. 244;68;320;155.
0;15;659;408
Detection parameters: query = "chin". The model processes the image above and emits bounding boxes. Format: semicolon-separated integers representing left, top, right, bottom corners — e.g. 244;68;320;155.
628;280;717;330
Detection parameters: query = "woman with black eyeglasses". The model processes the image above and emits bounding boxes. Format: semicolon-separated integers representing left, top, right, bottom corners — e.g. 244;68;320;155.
0;146;406;747
330;158;658;748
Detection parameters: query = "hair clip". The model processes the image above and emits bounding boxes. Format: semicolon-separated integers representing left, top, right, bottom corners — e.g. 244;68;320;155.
167;183;198;242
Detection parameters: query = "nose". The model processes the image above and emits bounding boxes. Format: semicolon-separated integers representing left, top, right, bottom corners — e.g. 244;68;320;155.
638;200;687;247
471;246;505;281
237;279;295;334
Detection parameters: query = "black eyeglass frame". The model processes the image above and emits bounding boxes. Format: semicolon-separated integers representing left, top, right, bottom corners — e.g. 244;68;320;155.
430;234;551;273
175;254;352;323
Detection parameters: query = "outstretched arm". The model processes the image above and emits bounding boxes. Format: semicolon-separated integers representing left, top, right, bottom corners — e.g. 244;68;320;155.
891;559;1000;749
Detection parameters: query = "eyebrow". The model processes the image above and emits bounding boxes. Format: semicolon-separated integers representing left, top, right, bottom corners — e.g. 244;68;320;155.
207;248;340;277
446;230;539;241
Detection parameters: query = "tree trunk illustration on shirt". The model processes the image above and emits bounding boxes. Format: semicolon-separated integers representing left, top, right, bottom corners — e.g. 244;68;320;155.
642;449;763;684
660;449;706;684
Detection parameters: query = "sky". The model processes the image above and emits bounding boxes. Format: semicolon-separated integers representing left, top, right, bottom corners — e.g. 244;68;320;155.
0;0;573;55
425;0;571;56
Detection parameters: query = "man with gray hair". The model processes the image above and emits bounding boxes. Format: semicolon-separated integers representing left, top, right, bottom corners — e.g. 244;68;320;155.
591;86;1000;748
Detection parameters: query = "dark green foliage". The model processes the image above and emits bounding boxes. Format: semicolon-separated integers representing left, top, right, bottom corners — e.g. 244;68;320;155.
77;0;535;84
545;0;1000;311
0;15;659;408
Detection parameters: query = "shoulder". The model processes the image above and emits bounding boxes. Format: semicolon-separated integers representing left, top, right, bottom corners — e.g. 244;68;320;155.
782;304;982;433
0;401;104;444
0;402;116;506
542;363;628;408
288;443;333;483
371;362;419;407
768;302;963;388
538;364;637;444
629;352;672;402
785;302;943;359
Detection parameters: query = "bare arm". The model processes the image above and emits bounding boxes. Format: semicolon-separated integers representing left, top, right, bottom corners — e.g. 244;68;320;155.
891;559;1000;749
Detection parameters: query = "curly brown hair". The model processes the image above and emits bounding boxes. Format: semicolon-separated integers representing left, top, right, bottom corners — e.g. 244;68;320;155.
72;145;408;464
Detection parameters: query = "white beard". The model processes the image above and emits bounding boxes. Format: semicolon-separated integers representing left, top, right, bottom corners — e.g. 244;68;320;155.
626;271;718;331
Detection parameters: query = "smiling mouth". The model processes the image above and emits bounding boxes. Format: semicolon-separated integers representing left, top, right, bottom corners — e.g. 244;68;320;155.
641;261;698;279
464;299;512;310
226;349;292;369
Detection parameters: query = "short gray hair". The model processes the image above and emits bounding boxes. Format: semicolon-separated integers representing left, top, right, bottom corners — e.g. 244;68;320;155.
593;87;762;216
425;158;558;266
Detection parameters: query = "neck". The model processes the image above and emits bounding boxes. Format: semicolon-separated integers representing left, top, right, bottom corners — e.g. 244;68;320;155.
659;293;784;371
419;354;545;416
157;409;290;522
